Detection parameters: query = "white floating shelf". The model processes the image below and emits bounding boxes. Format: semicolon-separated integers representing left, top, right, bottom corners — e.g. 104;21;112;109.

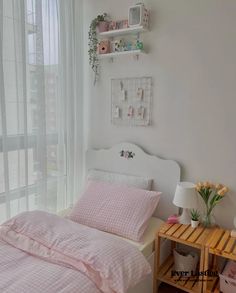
98;26;148;38
98;50;145;59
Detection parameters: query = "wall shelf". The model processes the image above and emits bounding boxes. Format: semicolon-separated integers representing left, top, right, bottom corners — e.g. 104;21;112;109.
98;25;147;38
98;49;145;60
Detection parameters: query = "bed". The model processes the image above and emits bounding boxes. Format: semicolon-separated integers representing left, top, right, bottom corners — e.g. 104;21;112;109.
0;142;180;293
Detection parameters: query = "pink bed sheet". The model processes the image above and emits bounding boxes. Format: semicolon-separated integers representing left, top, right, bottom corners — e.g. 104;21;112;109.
0;239;100;293
0;211;151;293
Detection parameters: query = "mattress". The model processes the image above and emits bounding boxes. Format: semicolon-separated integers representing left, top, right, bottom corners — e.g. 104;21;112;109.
58;209;163;259
108;217;163;258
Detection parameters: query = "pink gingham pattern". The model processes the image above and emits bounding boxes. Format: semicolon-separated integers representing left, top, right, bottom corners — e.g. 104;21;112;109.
69;180;161;242
0;240;100;293
0;211;151;293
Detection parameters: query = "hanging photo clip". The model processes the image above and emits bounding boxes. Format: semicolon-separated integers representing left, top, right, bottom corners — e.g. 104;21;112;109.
137;88;144;101
127;105;134;117
137;106;145;120
114;106;120;118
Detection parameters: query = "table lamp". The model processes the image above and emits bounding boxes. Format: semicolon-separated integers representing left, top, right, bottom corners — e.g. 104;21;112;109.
173;182;198;224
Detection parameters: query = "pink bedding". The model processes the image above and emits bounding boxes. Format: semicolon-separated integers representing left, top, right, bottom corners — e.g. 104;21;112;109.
0;211;151;293
69;180;161;242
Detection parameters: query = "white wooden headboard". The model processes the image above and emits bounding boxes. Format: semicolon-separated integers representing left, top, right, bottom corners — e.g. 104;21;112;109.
86;142;181;221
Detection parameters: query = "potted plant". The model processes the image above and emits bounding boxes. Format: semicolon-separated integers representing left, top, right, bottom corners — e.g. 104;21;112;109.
88;13;108;84
195;182;229;227
190;209;200;228
97;14;109;33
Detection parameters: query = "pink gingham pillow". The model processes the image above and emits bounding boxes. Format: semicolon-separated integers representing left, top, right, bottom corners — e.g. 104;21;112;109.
69;180;161;242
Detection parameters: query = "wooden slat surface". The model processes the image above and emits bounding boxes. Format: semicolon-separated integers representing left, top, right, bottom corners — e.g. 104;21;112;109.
215;230;230;252
184;278;196;290
156;223;220;293
206;277;219;293
173;224;189;238
188;227;204;243
157;225;236;292
176;277;188;287
164;263;176;282
206;228;236;292
157;255;200;293
232;243;236;255
192;280;201;293
207;277;219;292
196;228;212;245
157;255;173;278
208;228;236;259
165;224;182;236
223;237;235;254
159;223;173;234
209;229;224;249
159;223;215;249
179;226;195;241
206;229;218;247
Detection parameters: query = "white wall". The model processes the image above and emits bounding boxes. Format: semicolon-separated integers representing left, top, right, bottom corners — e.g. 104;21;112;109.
83;0;236;229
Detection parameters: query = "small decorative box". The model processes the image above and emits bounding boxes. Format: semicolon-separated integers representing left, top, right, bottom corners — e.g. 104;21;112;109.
128;3;149;28
167;214;179;224
98;40;110;54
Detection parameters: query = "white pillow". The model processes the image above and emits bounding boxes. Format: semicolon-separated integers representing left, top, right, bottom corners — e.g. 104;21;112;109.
87;169;153;190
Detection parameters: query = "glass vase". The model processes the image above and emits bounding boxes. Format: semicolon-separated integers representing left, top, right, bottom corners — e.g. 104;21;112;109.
202;212;216;228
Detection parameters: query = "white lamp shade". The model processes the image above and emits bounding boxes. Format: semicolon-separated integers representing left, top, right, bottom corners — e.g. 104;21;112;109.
173;182;197;209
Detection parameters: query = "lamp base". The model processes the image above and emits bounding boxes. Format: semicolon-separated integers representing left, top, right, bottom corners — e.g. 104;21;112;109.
178;208;191;225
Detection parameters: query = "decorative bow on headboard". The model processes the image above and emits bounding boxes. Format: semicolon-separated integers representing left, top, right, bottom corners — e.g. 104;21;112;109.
120;150;135;159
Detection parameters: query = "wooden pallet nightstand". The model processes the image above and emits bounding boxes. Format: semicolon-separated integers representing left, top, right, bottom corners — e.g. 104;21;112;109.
204;228;236;293
153;223;215;293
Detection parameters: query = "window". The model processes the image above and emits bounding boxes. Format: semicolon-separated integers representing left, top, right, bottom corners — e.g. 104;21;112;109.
0;0;76;222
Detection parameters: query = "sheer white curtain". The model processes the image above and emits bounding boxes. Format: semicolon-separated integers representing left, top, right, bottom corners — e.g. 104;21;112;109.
0;0;82;222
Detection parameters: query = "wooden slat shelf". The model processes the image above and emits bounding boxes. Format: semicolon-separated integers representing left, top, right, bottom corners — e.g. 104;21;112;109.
153;223;216;293
207;228;236;260
158;223;213;249
203;227;236;292
206;277;219;293
157;255;200;293
155;224;236;292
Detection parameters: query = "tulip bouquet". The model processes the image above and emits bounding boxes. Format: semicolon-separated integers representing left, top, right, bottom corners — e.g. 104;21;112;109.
195;182;229;227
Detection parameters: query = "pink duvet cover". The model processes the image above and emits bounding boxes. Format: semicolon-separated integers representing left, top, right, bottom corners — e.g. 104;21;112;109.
0;211;151;293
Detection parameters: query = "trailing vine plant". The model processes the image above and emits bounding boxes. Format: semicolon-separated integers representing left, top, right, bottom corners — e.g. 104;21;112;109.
88;13;107;85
